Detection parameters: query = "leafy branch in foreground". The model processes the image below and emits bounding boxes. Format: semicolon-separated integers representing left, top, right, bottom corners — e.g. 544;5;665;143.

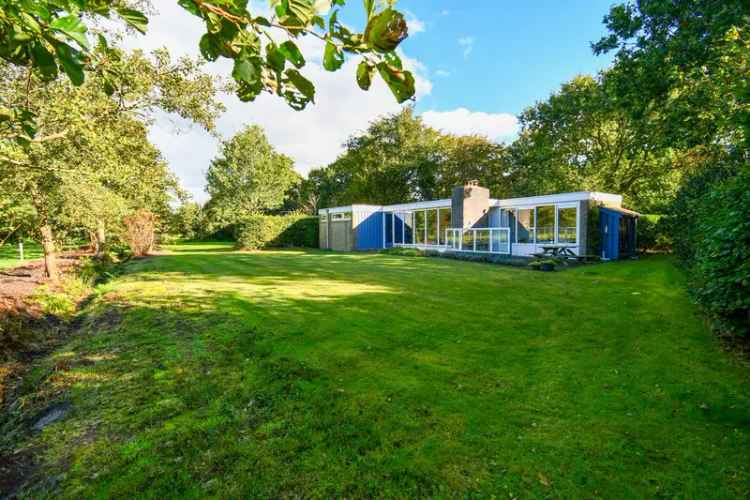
0;0;415;142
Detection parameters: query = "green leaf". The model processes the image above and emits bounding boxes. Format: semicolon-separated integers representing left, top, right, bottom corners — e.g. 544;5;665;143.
285;68;315;103
376;62;415;103
363;0;375;20
329;10;339;35
232;58;260;85
279;41;305;68
254;16;272;27
364;8;408;53
31;43;58;80
383;51;402;70
50;15;89;49
266;44;286;72
199;34;222;61
237;80;264;102
178;0;202;17
356;60;374;90
323;41;344;71
288;0;316;24
116;8;149;34
54;43;85;86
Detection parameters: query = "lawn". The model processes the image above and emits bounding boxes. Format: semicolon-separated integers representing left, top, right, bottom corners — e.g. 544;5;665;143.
0;241;43;270
3;243;748;498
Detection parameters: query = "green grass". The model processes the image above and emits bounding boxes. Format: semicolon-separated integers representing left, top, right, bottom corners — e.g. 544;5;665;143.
0;241;43;270
4;242;749;498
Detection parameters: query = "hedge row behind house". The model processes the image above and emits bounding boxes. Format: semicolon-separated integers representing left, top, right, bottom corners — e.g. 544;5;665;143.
236;215;319;250
638;214;672;253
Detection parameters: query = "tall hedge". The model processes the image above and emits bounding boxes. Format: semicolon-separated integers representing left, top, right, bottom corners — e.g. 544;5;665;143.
236;215;318;250
668;163;750;339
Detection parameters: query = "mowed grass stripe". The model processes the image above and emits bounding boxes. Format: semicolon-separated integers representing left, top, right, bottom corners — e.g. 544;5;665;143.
5;245;748;498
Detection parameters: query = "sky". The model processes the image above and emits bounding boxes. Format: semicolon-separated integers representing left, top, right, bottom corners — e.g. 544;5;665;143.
121;1;617;203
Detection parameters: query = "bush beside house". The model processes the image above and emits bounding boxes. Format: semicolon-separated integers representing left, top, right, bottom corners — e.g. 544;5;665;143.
668;164;750;340
236;215;318;250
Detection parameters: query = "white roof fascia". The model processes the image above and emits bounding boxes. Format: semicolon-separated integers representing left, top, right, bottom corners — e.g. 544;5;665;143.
381;199;452;212
491;191;622;208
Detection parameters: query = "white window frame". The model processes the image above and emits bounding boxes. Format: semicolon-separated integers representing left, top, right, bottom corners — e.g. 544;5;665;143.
444;228;510;254
514;203;579;246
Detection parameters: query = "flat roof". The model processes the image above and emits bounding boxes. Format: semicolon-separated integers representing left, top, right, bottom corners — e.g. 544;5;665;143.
319;191;623;214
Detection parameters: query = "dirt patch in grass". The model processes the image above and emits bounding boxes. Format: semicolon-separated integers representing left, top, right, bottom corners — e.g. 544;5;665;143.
0;251;91;303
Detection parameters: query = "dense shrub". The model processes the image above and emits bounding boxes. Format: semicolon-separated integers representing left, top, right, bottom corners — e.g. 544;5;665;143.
124;209;157;257
236;215;318;250
668;163;750;339
638;214;672;253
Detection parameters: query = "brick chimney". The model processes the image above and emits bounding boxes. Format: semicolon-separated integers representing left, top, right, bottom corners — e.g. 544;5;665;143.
451;180;490;229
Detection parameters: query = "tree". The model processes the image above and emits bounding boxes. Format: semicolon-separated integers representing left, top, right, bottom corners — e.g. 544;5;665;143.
304;108;514;208
0;47;222;280
170;201;203;240
322;108;442;205
510;74;686;211
206;125;299;225
435;134;514;200
0;193;35;247
593;0;749;153
0;0;416;143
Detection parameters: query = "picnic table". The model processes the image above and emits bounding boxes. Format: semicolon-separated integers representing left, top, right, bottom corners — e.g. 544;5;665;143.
536;245;578;258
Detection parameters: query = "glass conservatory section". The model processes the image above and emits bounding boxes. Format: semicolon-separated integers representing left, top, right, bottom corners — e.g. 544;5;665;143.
394;213;404;245
414;211;426;245
401;211;414;244
438;208;452;245
536;206;555;244
517;208;535;243
426;210;438;245
557;207;577;243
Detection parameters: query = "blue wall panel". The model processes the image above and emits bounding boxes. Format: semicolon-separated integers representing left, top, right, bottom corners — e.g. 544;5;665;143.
600;208;621;260
356;211;384;250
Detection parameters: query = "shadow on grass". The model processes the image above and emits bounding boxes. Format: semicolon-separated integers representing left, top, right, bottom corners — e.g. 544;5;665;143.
2;281;468;498
2;250;748;498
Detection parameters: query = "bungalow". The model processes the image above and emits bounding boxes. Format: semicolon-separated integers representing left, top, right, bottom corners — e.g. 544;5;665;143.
318;181;639;260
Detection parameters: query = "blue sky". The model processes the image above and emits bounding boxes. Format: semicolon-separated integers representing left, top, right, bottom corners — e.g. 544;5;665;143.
124;1;619;202
397;0;616;115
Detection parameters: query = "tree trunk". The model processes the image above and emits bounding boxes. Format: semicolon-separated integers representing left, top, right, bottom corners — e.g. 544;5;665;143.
95;220;106;256
40;224;59;283
88;231;98;254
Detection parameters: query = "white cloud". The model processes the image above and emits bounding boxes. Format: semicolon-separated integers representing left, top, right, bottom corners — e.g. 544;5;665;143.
404;11;426;34
421;108;519;143
118;3;432;203
441;10;450;16
458;36;475;58
435;69;451;78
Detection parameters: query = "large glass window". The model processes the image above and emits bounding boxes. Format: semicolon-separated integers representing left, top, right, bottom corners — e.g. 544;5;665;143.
439;208;452;245
517;208;535;243
402;212;414;244
475;231;490;252
558;207;577;243
462;230;474;251
490;229;509;253
536;206;555;244
394;213;403;244
426;209;438;245
332;211;352;221
415;210;426;245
